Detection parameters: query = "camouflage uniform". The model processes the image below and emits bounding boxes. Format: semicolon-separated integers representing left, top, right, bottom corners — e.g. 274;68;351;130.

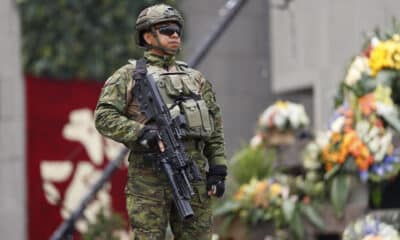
95;45;227;239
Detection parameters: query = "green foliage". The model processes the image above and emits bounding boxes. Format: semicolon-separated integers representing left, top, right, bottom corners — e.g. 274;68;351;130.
82;209;126;240
230;145;276;185
299;204;325;230
18;0;178;81
329;174;351;218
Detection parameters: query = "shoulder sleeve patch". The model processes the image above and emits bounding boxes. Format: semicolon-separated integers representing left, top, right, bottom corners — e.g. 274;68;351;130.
176;60;189;68
104;72;121;86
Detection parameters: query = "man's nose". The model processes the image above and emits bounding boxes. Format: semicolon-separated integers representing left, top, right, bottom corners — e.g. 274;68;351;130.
170;31;180;38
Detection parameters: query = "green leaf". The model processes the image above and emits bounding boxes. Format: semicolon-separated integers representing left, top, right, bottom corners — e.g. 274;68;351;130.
355;75;377;96
380;112;400;133
289;210;304;240
213;201;241;216
330;174;351;218
231;145;276;184
375;69;397;86
282;199;295;222
324;164;341;180
343;156;357;172
369;182;383;208
300;204;325;230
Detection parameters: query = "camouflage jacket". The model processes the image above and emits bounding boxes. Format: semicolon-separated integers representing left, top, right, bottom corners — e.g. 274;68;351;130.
94;51;227;167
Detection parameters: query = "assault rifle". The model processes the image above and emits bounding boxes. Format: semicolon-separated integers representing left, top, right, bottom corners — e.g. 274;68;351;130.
133;58;202;220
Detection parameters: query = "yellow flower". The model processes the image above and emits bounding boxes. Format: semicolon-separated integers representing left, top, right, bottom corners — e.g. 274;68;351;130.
393;34;400;41
275;100;288;109
256;181;268;193
269;183;282;197
234;186;246;201
373;84;394;106
369;39;400;76
254;182;269;208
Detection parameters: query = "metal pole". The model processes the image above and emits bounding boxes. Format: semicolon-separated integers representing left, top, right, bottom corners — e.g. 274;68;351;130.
50;148;129;240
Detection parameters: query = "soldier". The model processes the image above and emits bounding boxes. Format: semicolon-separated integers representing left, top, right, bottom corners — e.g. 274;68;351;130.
94;4;227;240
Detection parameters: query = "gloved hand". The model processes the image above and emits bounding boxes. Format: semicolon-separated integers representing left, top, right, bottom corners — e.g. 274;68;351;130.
206;165;227;197
137;125;160;149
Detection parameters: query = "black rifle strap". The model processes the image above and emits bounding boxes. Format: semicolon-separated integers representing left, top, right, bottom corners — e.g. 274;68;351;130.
132;58;147;98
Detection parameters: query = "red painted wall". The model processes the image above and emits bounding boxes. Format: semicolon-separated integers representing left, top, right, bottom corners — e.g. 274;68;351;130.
26;76;128;239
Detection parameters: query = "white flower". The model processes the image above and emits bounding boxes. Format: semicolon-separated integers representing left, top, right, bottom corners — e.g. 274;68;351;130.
366;126;379;143
344;215;400;240
356;120;371;141
371;37;381;47
315;131;331;148
259;107;273;127
288;104;310;128
374;131;393;162
250;134;264;148
330;116;345;132
258;101;309;131
344;56;370;86
376;102;397;116
368;137;380;154
274;112;287;130
303;143;322;170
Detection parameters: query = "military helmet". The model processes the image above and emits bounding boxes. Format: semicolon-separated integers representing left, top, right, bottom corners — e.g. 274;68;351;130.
136;4;184;47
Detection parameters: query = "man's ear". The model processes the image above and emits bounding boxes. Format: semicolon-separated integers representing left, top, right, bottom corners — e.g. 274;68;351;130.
143;32;154;45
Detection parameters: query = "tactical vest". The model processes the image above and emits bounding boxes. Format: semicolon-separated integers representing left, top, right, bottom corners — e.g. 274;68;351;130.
126;60;214;140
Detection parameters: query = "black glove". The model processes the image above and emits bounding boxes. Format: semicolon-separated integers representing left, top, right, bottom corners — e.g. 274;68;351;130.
206;165;227;197
138;125;160;149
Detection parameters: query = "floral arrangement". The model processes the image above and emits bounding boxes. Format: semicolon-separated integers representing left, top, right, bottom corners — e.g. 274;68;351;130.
258;100;310;131
323;26;400;183
302;25;400;215
323;106;399;182
302;104;400;214
215;176;323;239
336;25;400;122
342;215;400;240
250;101;310;147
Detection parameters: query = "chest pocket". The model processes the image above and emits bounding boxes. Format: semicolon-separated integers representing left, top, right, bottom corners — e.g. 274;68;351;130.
159;72;214;139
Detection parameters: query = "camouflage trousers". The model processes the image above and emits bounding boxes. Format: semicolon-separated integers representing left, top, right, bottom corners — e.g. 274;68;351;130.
125;151;213;240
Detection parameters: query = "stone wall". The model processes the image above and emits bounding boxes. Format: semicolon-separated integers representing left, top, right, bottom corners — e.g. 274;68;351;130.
181;0;274;157
0;0;26;239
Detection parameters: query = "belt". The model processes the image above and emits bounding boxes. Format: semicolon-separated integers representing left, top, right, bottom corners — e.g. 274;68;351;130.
131;139;204;154
131;139;204;170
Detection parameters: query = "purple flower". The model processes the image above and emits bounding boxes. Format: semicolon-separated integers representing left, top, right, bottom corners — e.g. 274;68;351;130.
372;165;384;176
384;164;393;172
362;223;377;236
360;171;369;182
393;148;400;157
362;218;381;236
383;155;398;164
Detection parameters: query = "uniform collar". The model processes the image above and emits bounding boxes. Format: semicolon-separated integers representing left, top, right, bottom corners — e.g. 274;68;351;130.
144;51;176;69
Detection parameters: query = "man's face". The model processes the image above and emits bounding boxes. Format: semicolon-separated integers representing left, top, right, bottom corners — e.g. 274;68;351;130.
144;22;182;55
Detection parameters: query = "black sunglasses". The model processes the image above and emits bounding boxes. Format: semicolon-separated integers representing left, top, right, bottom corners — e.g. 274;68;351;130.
156;25;182;37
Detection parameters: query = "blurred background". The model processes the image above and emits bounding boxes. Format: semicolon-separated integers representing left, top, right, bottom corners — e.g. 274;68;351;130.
2;0;400;239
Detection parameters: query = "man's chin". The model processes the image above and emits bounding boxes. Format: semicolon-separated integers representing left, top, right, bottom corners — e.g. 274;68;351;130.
167;47;180;54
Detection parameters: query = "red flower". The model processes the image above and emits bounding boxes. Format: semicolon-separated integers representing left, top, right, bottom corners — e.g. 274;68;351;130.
363;45;373;58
